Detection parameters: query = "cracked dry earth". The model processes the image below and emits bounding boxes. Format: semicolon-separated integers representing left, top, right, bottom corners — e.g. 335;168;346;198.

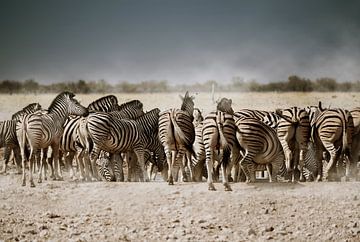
1;171;360;242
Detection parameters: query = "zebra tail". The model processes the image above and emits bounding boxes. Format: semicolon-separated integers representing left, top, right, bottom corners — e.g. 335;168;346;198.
169;110;196;157
216;112;229;152
339;110;349;155
78;118;93;154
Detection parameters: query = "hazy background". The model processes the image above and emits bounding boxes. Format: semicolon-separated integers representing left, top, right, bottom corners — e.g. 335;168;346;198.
1;0;360;85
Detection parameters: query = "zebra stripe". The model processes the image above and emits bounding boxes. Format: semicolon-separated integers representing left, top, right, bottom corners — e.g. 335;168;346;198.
234;109;279;130
1;104;42;174
276;107;310;182
234;116;285;183
350;107;360;179
12;103;42;121
202;97;236;191
17;91;88;187
307;105;354;181
81;108;161;182
158;91;195;185
87;95;118;112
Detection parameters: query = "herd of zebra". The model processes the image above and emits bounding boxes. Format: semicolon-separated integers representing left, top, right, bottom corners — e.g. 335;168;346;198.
0;91;359;191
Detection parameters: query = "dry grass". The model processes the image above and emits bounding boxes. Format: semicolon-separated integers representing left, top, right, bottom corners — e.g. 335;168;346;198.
0;92;359;120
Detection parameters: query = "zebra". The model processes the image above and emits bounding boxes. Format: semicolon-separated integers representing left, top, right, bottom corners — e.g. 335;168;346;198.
350;107;360;179
12;103;42;121
234;116;286;183
87;95;119;112
60;98;145;181
158;91;195;185
0;103;42;174
307;103;354;181
202;98;236;191
275;107;311;182
234;109;280;130
79;108;162;182
17;91;88;187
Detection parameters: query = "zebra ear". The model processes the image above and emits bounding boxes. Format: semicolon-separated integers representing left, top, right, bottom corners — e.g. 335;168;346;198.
318;101;324;111
275;109;282;116
68;92;75;98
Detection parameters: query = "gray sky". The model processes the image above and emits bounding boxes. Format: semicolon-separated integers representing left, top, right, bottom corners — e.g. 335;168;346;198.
1;0;360;84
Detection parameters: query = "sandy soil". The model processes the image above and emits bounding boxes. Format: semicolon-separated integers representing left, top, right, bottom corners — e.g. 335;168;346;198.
1;168;360;242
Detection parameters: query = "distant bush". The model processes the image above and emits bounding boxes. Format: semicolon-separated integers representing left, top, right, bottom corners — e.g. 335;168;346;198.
0;76;360;93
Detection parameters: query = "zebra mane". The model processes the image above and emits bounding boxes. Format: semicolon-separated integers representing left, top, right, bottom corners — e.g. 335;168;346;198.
48;91;75;112
12;102;42;120
180;91;195;116
88;95;118;109
118;100;143;111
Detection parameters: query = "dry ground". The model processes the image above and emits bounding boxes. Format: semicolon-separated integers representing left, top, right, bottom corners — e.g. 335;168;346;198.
1;92;360;241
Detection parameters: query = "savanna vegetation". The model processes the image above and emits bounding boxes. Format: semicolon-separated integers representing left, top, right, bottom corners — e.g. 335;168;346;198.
1;75;360;94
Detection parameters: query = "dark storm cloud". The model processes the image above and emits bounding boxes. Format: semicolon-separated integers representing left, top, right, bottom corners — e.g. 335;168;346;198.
0;0;360;84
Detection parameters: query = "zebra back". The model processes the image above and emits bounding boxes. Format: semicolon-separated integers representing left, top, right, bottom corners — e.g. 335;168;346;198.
202;111;237;153
111;100;144;119
12;103;42;121
0;120;18;147
234;109;279;130
88;95;118;112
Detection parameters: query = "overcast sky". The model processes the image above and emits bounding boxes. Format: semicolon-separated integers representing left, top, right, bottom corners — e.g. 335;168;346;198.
1;0;360;84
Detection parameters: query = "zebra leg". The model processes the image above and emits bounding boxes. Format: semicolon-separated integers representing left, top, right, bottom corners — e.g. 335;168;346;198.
76;150;87;181
221;151;232;191
37;148;46;183
166;149;174;185
314;147;324;182
323;146;340;181
205;149;216;191
0;146;12;174
134;149;149;182
13;147;22;174
112;153;124;182
89;147;101;181
66;152;76;181
240;154;256;183
298;148;307;182
51;144;63;181
266;164;273;182
178;152;188;182
28;149;36;187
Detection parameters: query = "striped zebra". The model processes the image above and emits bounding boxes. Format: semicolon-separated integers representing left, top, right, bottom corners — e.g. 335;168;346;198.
87;95;119;112
80;108;162;182
350;107;360;179
234;109;280;130
0;103;42;174
159;91;195;185
275;107;311;182
234;116;286;183
17;92;88;187
203;98;236;191
307;104;354;181
12;103;42;121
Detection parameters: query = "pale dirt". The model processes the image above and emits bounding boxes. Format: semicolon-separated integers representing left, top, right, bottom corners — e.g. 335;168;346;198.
1;92;360;241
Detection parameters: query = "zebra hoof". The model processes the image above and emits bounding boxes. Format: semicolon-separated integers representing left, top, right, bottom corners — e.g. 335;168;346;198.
22;181;26;186
208;184;216;191
224;184;232;191
57;177;64;181
30;182;35;187
168;181;174;185
38;179;42;184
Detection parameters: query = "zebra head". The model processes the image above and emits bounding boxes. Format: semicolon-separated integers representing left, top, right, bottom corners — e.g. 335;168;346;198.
193;108;204;125
180;91;195;117
49;91;88;117
216;98;234;115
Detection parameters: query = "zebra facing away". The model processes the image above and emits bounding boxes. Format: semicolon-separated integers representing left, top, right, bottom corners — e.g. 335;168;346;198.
17;91;88;187
80;108;162;182
0;103;42;174
158;91;195;185
307;103;354;181
234;116;286;183
275;107;310;182
202;98;236;191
